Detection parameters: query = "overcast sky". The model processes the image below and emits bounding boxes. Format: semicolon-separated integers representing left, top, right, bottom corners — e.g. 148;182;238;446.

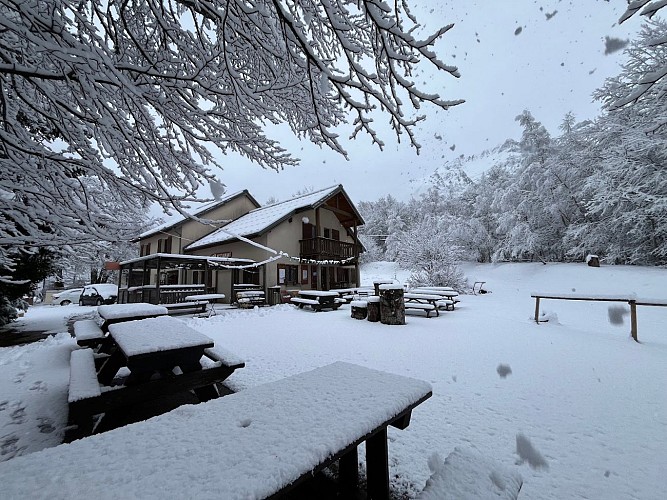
192;1;643;209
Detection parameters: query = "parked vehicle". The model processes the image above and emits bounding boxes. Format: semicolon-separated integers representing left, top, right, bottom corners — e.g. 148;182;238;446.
79;284;118;306
51;288;84;306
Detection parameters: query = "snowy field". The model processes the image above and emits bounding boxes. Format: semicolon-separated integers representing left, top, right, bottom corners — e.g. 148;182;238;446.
1;262;666;499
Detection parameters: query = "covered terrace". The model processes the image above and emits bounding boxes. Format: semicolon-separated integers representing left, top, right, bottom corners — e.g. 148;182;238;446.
117;253;262;305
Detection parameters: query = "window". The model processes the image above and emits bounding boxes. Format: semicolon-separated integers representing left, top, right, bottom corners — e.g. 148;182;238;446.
332;229;340;240
277;264;298;285
157;239;163;253
192;270;206;285
301;265;309;284
323;228;330;239
140;243;151;256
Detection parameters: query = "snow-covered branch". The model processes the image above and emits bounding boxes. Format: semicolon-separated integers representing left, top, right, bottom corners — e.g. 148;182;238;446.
0;0;460;273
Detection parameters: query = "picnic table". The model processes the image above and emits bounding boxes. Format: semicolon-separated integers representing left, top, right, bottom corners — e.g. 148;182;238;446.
68;315;244;440
184;293;226;317
291;290;344;311
404;292;442;318
235;290;266;308
7;362;431;499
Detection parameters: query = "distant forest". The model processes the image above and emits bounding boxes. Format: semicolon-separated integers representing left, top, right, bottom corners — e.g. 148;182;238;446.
358;19;667;267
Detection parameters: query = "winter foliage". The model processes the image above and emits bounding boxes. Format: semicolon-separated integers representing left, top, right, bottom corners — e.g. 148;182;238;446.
0;0;461;276
359;18;667;267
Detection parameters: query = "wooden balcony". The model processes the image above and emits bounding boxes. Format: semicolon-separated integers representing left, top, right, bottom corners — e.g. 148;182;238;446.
299;237;359;261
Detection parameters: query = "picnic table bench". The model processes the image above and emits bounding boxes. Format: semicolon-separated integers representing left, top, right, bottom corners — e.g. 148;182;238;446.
410;288;459;310
291;290;344;311
404;293;442;318
236;290;266;308
163;301;208;315
531;291;667;342
8;362;431;500
67;316;245;441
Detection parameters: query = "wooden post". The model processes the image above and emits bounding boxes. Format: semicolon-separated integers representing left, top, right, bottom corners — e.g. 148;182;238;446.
367;298;381;322
534;297;540;323
339;446;359;492
366;427;389;500
629;300;638;342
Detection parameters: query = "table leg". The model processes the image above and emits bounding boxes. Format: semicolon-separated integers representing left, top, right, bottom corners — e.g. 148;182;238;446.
97;350;125;386
181;362;219;402
366;427;389;500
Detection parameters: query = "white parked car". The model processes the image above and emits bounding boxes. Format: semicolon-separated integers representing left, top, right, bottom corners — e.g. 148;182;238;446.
79;284;119;306
51;288;84;306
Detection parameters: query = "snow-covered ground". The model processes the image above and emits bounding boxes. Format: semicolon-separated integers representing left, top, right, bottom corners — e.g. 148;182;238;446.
1;262;666;499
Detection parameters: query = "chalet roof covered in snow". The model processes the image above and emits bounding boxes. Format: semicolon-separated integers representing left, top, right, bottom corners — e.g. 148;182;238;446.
138;190;259;240
185;185;364;251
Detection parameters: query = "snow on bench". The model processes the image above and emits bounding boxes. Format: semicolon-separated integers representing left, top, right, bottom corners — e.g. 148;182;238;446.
3;362;432;499
163;301;207;315
417;447;523;500
97;303;168;321
68;348;101;403
73;319;104;345
203;347;246;370
290;297;320;306
350;300;368;308
405;303;436;310
404;302;437;318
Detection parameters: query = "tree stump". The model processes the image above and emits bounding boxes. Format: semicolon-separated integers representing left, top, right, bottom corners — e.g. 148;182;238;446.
367;297;381;322
350;301;368;320
379;286;405;325
586;254;600;267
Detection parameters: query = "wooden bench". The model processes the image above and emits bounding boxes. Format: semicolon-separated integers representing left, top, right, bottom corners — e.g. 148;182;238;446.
163;301;208;316
404;302;437;318
236;290;266;308
15;362;431;500
410;288;459;310
531;292;667;342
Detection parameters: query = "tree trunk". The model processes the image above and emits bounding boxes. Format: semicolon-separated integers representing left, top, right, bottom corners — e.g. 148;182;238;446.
367;298;381;323
380;288;405;325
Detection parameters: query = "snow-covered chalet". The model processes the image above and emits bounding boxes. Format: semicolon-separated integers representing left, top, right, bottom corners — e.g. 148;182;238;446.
118;185;365;305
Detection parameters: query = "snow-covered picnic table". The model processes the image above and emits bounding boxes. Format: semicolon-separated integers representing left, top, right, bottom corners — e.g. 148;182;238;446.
97;316;215;385
403;293;443;318
291;289;344;311
68;315;245;441
184;293;226;317
3;362;432;499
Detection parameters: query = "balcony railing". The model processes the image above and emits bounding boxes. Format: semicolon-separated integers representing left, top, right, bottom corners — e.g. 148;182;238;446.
299;237;359;260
